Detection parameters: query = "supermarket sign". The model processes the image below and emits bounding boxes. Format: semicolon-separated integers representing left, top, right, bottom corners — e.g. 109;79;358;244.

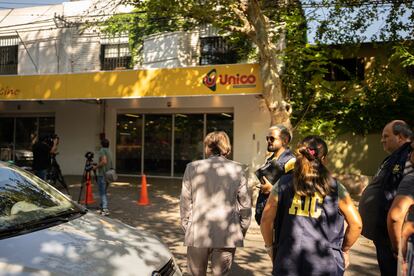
0;63;262;100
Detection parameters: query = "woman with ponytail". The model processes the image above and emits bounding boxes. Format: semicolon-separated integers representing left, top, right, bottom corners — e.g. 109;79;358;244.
260;135;362;276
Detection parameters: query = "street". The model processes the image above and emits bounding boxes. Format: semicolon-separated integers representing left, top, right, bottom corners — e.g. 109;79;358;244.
65;175;380;276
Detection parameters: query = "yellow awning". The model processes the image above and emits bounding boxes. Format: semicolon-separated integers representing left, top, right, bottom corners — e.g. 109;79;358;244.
0;63;262;100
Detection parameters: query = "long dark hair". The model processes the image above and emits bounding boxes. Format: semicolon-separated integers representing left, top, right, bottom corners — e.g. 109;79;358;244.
293;135;332;197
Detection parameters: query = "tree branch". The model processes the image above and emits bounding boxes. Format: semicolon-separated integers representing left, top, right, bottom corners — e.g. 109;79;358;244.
229;2;255;37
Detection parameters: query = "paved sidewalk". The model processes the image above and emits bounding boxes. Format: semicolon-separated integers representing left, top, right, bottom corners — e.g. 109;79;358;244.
61;175;379;276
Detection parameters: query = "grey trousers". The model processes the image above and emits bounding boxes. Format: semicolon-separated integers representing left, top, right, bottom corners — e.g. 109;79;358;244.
187;247;236;276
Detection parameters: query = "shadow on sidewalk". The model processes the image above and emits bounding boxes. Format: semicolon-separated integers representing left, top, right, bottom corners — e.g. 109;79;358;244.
59;175;379;276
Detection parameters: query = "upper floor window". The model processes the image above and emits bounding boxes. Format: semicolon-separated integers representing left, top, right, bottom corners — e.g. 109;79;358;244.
199;36;238;65
325;58;365;81
100;43;132;71
0;36;19;75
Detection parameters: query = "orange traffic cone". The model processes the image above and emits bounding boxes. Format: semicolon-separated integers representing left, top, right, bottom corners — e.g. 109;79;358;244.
81;173;96;204
137;174;150;205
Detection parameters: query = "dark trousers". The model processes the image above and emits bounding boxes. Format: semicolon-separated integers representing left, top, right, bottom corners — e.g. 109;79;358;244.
374;239;397;276
35;169;47;181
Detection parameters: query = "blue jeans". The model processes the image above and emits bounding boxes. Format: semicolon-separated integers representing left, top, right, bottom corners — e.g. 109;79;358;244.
97;175;108;210
35;169;48;181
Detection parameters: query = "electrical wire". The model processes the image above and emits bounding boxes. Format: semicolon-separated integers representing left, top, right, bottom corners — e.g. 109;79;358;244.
0;1;58;5
0;1;409;43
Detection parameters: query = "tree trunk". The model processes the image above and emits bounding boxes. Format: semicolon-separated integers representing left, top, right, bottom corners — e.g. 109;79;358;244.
244;0;292;129
260;57;292;128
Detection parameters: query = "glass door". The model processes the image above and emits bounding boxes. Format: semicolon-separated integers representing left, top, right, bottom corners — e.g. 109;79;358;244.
15;118;37;151
14;118;37;169
115;112;234;177
144;114;172;176
116;114;143;174
173;114;204;176
0;118;13;161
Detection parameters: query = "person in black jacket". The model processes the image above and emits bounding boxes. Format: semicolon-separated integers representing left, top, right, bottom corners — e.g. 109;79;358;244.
32;135;58;180
359;120;413;276
387;141;414;275
254;125;295;225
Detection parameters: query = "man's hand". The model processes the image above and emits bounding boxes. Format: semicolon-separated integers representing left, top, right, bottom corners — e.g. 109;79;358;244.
265;244;273;260
260;176;272;194
342;250;350;269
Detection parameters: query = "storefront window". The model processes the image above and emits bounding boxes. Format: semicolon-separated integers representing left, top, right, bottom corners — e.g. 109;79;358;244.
144;115;172;176
115;112;233;177
0;118;13;161
15;118;37;151
39;117;56;138
116;114;143;174
174;114;204;176
0;116;55;168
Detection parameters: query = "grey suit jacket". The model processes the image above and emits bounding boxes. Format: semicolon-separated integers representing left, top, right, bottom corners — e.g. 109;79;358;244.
180;155;252;248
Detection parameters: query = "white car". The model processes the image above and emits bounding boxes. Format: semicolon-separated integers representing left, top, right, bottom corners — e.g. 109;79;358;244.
0;162;181;276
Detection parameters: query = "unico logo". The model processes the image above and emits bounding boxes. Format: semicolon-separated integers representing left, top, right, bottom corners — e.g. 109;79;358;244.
203;69;256;92
203;69;217;91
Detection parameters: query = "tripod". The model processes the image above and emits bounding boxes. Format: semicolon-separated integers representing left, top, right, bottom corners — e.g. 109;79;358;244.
46;154;70;194
77;158;97;207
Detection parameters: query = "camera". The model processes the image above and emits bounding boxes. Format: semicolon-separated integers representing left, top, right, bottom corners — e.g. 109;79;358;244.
39;134;59;147
84;152;96;171
41;134;59;148
84;151;94;161
255;159;283;185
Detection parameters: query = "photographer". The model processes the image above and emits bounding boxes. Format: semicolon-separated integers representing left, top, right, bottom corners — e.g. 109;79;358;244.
255;125;295;225
93;138;114;216
32;134;58;180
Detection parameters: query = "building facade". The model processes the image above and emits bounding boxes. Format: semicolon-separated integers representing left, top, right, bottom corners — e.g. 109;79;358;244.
1;0;406;179
0;64;270;176
0;0;272;177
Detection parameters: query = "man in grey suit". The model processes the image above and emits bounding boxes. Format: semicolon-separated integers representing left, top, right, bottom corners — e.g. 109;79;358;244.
180;131;252;276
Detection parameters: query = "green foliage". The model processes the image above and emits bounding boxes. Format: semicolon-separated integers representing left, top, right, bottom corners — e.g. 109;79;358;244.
103;0;414;138
282;8;344;138
392;44;414;68
342;45;414;134
103;0;257;65
283;8;414;138
340;65;414;134
287;45;414;137
312;0;414;44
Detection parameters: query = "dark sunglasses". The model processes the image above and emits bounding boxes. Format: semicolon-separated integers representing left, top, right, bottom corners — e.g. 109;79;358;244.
266;136;277;142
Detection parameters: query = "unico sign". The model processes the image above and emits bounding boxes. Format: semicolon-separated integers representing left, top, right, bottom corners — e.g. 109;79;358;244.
203;69;257;92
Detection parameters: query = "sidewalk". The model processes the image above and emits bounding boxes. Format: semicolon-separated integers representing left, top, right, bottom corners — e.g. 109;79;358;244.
62;175;379;276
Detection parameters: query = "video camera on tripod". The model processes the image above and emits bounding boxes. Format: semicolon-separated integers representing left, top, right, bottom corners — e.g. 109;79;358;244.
42;134;59;148
84;151;97;171
78;151;98;206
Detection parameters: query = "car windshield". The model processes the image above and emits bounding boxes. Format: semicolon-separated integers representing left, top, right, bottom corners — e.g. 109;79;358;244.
0;162;84;234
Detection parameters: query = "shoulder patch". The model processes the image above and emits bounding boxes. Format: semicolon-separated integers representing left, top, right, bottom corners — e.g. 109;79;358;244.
284;158;296;173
